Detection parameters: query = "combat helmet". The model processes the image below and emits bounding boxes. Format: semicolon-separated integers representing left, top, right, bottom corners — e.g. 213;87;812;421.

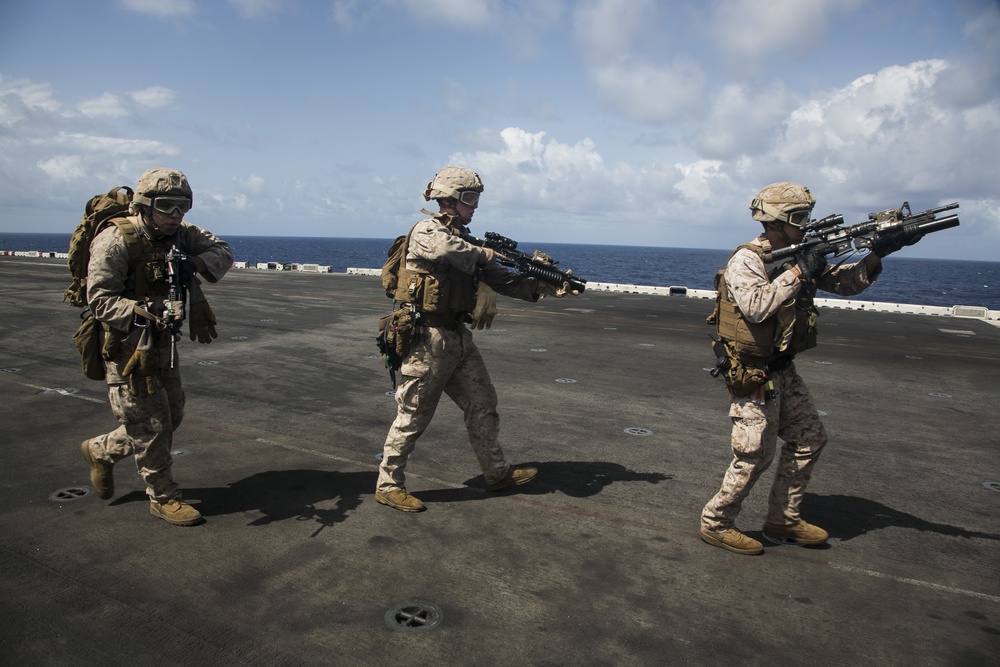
131;168;193;214
749;182;814;225
423;166;484;206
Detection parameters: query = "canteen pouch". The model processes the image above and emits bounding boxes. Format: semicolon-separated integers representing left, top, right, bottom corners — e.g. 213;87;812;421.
73;310;106;381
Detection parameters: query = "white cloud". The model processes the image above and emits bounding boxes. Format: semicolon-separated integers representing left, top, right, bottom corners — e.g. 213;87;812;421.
78;93;128;119
709;0;863;67
694;82;796;158
131;86;176;109
119;0;195;18
573;0;705;123
0;77;62;127
236;174;266;194
451;127;612;211
395;0;491;27
37;155;86;180
590;59;705;123
228;0;286;20
673;160;728;202
573;0;654;57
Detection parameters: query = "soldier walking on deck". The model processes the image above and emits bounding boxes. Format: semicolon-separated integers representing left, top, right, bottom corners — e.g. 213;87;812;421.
79;168;232;526
700;182;915;554
376;166;572;512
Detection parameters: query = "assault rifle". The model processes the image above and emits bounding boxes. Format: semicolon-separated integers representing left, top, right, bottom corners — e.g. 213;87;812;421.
163;245;188;368
763;201;960;270
462;231;588;294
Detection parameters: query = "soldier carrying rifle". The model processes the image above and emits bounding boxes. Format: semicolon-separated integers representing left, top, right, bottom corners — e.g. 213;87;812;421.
700;181;956;555
79;168;232;526
375;166;580;512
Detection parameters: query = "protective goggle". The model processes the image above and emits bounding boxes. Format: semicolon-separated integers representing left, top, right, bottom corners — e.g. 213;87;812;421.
787;210;811;227
151;196;192;215
456;190;480;207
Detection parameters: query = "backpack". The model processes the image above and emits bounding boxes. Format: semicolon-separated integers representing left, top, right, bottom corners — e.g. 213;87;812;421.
380;228;414;298
64;186;140;307
65;186;143;380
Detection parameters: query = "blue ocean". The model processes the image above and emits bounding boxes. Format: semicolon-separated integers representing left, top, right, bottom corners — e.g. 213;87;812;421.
3;233;997;310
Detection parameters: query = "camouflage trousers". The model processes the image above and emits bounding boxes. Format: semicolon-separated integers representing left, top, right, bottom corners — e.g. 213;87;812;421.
84;366;186;503
701;363;828;531
377;325;510;493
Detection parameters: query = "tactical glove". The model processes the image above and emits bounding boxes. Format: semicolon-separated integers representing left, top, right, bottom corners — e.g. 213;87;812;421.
872;229;922;258
121;328;163;396
471;283;498;330
795;249;828;280
180;258;198;287
189;300;218;343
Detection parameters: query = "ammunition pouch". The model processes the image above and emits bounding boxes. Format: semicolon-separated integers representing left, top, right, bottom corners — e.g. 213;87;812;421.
396;266;475;315
788;303;819;355
376;308;419;372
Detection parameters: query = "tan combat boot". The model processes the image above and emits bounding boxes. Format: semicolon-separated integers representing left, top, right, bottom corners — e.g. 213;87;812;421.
762;519;828;545
375;488;426;512
80;440;114;500
150;499;203;526
487;466;538;491
700;527;764;555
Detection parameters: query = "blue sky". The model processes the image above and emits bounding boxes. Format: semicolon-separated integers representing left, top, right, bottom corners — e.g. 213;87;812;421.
1;0;998;260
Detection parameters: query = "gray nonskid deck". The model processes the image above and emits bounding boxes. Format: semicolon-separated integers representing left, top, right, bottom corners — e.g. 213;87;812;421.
1;257;997;666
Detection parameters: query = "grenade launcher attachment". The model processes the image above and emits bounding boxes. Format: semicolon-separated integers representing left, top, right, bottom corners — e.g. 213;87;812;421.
763;202;960;267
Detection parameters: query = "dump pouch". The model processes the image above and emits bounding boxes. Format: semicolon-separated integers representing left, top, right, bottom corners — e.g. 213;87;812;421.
72;310;106;381
719;342;768;398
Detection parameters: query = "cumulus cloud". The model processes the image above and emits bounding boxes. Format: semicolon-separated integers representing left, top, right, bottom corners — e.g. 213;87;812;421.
768;59;1000;205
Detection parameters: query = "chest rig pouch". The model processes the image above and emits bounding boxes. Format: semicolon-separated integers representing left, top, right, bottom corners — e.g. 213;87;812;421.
392;218;476;315
710;239;820;397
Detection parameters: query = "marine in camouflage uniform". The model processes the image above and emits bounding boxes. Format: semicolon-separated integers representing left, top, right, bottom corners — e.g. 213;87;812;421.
699;182;914;555
376;166;573;512
79;168;232;526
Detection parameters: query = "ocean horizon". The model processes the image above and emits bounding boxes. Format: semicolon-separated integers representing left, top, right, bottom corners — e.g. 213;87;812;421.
2;232;997;311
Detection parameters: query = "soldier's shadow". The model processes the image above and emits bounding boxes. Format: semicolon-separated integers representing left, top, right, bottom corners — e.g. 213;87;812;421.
419;460;672;504
807;492;1000;542
176;469;376;536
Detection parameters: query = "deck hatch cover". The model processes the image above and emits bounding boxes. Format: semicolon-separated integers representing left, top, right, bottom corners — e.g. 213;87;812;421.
384;600;443;633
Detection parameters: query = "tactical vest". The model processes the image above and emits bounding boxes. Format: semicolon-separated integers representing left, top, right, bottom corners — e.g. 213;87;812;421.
713;237;819;363
112;217;175;302
99;218;181;353
391;214;476;317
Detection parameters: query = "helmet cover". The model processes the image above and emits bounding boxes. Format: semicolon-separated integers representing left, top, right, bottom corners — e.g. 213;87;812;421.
749;181;815;224
132;168;193;211
423;166;484;201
